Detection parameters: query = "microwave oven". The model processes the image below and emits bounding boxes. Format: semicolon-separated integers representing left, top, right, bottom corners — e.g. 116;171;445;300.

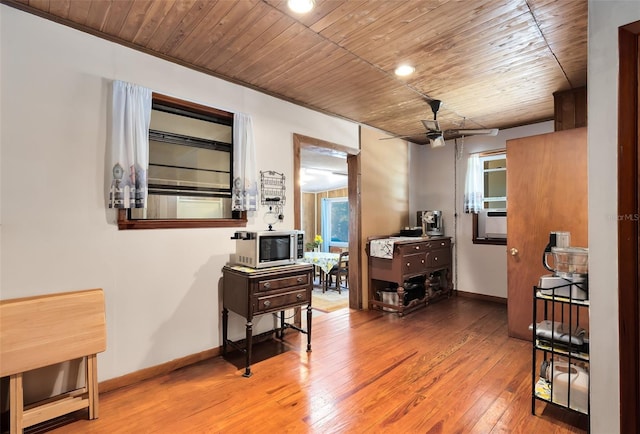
232;230;305;269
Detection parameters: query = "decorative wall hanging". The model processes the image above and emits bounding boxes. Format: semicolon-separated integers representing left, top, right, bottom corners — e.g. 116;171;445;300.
260;170;286;230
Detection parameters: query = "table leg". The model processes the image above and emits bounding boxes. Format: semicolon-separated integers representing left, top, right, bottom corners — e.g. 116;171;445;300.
243;319;253;377
279;311;285;339
222;307;228;356
306;304;312;352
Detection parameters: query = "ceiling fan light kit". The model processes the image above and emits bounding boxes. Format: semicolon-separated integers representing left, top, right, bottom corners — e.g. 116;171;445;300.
429;136;446;148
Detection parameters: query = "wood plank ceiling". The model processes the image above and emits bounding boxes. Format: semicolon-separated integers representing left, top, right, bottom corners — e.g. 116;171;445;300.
5;0;587;145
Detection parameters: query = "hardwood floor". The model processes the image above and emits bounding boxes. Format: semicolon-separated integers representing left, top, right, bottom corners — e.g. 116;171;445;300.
39;297;587;433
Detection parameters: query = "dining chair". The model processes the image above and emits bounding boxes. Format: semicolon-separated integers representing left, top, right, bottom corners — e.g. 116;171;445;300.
324;251;349;294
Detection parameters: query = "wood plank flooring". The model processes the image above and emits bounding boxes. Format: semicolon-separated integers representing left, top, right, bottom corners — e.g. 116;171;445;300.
39;297;587;433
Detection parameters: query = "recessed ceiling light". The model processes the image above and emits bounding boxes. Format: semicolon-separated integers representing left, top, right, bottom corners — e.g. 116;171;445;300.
394;64;415;77
288;0;315;14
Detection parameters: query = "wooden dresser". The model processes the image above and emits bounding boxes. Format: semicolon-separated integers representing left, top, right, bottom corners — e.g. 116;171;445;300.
222;263;313;377
367;237;453;316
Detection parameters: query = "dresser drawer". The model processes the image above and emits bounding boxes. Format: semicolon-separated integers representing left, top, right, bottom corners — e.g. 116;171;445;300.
398;243;428;256
402;253;426;274
426;248;451;267
254;289;309;313
257;273;309;292
423;239;451;250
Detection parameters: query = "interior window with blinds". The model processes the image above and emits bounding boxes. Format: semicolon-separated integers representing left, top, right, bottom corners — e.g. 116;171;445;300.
130;99;233;220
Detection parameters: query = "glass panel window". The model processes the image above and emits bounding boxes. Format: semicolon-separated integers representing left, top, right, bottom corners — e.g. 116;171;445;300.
473;152;507;245
321;197;349;250
481;154;507;210
119;94;246;229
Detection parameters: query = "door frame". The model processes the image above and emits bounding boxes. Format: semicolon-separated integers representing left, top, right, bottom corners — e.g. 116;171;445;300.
618;21;640;433
293;133;362;310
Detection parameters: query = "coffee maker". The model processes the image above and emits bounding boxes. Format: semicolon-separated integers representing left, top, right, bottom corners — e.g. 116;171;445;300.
539;231;588;300
418;210;444;236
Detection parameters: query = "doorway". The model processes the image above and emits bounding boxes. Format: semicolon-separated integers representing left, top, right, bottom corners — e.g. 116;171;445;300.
293;133;361;310
617;21;640;433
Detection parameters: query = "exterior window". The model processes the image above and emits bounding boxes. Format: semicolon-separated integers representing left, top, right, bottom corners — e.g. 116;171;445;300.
118;94;246;229
321;197;349;251
482;155;507;209
473;152;507;245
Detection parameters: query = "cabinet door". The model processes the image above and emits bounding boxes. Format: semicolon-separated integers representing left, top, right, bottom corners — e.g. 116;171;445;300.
506;128;588;340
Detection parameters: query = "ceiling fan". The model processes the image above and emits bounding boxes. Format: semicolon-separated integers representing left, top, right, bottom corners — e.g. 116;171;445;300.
384;99;499;148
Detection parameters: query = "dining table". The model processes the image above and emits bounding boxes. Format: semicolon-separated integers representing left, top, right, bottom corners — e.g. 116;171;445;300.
302;251;341;275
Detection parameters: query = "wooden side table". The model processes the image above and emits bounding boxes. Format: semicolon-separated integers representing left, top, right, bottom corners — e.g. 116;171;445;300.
222;263;313;377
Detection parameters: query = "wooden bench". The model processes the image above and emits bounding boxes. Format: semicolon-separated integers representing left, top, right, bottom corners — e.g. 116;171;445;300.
0;289;106;433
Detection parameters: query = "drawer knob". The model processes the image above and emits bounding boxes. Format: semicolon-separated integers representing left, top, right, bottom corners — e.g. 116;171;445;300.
421;259;425;264
414;246;420;250
296;294;303;299
263;282;271;289
264;300;271;307
297;277;303;283
441;242;445;246
407;262;411;267
434;256;438;262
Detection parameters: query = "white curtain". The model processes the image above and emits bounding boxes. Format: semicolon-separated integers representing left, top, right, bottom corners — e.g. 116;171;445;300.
464;154;484;213
232;113;258;211
108;81;152;209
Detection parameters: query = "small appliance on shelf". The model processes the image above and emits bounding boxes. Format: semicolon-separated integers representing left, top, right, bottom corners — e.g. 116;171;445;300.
417;210;444;236
538;231;588;300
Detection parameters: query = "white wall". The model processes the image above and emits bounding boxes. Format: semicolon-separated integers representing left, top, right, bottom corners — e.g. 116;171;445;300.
409;122;553;297
0;5;359;384
588;2;640;433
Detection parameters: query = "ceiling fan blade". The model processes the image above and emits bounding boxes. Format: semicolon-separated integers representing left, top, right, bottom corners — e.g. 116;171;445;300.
421;119;440;132
379;134;422;141
447;128;499;136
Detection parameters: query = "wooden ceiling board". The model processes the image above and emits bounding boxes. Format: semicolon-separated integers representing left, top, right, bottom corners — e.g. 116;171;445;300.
145;0;208;52
194;1;279;70
324;1;436;52
128;0;178;47
170;1;242;62
100;0;134;37
5;0;588;144
84;0;113;31
115;0;155;42
229;22;311;82
48;0;69;17
66;0;92;24
191;1;263;65
158;1;219;54
341;0;510;66
258;37;352;90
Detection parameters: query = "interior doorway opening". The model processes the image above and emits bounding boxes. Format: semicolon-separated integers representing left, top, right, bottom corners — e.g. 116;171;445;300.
293;134;361;310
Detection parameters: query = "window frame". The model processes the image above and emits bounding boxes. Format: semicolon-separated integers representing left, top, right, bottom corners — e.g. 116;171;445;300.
472;151;507;246
117;93;247;230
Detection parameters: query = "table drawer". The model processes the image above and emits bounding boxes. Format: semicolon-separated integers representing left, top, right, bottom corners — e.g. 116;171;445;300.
398;243;426;256
402;253;426;274
426;249;451;267
423;239;451;250
257;273;309;292
255;289;309;313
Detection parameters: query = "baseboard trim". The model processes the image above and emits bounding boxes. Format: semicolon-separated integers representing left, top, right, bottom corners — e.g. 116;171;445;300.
99;347;220;394
456;290;507;305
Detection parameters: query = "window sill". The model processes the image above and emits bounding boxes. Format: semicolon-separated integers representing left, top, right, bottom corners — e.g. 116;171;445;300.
472;237;507;246
117;209;247;230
